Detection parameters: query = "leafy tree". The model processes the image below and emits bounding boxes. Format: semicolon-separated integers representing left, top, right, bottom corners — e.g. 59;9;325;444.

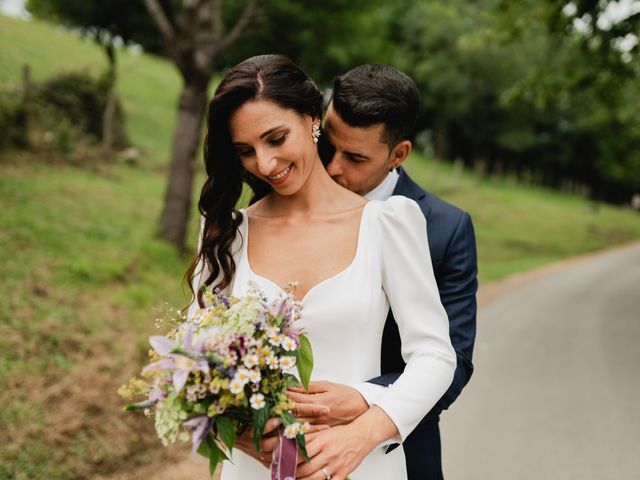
143;0;260;251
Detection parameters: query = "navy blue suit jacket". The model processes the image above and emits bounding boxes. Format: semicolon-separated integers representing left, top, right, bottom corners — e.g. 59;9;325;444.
369;168;477;479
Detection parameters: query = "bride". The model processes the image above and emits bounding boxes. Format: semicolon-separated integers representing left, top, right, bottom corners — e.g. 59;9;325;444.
186;54;455;480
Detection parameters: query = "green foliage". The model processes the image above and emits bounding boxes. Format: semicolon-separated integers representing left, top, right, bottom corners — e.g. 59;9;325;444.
392;0;640;203
0;89;28;148
295;335;313;392
36;71;112;139
220;0;395;84
251;399;271;452
26;0;169;55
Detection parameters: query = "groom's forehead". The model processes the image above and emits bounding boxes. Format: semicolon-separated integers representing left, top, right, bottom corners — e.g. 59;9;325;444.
325;106;387;147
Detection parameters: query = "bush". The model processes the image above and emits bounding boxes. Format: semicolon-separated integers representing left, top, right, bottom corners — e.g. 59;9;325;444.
0;90;29;149
1;69;130;160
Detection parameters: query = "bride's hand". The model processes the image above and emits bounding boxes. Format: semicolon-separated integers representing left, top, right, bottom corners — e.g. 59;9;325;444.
234;418;331;470
295;406;398;480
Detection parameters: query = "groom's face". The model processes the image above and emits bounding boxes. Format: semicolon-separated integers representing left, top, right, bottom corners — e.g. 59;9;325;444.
323;103;397;196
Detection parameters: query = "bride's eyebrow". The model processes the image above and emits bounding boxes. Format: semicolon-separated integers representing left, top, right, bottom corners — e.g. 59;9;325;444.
260;125;286;139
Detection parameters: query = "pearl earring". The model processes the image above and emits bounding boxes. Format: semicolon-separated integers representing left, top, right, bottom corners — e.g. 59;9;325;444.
312;122;321;143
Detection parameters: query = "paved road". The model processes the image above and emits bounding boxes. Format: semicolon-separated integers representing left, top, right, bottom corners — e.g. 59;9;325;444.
441;243;640;479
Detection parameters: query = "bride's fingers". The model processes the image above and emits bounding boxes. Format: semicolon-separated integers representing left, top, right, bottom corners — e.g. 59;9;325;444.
295;453;329;478
305;424;330;434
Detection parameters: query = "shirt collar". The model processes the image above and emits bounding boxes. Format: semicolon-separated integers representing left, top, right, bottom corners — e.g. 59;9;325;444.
364;169;400;201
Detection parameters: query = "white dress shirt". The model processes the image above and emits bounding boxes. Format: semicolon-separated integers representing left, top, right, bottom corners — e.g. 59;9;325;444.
364;169;400;202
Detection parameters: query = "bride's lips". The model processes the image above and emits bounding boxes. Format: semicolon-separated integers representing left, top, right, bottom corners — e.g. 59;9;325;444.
267;163;293;186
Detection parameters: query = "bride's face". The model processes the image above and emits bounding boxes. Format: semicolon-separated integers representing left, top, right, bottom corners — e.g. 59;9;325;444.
229;99;318;196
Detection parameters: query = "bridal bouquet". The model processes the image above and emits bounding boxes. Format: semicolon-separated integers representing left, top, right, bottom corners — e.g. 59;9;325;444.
119;282;313;478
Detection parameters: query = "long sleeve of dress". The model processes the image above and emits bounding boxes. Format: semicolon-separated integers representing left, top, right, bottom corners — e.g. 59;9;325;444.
371;196;456;442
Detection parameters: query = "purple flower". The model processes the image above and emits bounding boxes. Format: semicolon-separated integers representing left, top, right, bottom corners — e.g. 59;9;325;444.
143;323;209;392
183;414;211;457
264;297;288;318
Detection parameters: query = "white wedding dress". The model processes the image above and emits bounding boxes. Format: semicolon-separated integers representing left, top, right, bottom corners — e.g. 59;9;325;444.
189;196;456;480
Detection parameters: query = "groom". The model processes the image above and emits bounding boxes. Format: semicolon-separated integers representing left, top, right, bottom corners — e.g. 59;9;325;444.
289;64;478;479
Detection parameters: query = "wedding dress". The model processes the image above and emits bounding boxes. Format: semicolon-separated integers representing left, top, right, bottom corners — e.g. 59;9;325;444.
189;196;455;480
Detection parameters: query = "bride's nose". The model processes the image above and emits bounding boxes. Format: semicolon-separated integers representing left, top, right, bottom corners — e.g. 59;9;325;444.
256;150;278;177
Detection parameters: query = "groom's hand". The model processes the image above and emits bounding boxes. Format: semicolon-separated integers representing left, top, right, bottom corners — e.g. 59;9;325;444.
235;418;281;469
287;381;369;427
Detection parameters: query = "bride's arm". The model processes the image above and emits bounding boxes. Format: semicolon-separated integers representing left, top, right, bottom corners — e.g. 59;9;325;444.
296;198;456;480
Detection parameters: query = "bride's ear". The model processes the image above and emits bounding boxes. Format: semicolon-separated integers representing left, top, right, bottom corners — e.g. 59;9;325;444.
311;117;322;144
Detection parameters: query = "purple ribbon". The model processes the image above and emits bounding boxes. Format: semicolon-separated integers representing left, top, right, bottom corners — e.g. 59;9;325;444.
270;427;298;480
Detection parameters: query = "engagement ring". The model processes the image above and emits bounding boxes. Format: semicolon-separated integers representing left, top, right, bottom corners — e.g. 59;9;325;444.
321;467;332;479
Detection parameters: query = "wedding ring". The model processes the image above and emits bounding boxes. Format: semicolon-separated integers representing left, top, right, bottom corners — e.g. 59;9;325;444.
321;467;332;479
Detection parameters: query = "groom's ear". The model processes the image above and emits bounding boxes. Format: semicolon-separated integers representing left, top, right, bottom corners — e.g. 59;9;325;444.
390;140;412;169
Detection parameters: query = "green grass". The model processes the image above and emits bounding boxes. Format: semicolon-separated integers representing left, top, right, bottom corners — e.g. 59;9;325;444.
1;13;640;479
403;156;640;280
0;15;182;162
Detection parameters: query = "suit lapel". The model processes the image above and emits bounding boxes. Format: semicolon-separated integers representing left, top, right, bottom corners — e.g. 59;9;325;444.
392;168;431;216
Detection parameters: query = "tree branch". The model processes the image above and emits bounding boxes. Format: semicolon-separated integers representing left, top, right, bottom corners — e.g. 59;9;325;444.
218;0;260;51
143;0;176;47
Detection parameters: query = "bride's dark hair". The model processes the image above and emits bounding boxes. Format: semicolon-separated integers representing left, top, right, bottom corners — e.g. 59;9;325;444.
185;54;323;309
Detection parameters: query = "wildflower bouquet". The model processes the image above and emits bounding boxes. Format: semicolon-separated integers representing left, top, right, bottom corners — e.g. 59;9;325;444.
119;282;313;478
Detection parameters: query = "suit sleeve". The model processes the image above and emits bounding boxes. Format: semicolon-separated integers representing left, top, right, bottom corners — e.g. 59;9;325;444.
434;211;477;413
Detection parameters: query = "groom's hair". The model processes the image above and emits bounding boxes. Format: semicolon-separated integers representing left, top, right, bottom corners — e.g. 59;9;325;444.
331;64;420;147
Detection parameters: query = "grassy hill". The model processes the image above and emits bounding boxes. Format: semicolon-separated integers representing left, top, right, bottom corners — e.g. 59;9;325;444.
1;14;639;479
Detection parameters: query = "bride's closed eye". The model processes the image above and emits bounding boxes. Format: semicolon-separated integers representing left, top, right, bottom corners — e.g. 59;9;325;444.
267;133;287;146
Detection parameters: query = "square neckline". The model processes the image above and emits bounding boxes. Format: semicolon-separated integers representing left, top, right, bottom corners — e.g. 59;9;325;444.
239;201;373;303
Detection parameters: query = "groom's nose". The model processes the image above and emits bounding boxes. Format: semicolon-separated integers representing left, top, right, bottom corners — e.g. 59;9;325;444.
326;154;343;178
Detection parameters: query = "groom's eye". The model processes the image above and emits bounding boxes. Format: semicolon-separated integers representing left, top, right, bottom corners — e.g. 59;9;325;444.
347;153;366;163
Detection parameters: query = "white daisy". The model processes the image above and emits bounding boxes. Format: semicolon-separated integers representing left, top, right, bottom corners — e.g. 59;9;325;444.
228;377;244;394
250;393;266;410
279;356;296;369
283;422;301;439
281;336;297;352
266;355;280;370
249;369;262;383
243;353;260;368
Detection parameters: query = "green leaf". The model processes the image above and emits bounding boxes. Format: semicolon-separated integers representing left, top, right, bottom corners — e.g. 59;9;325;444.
296;335;313;392
215;416;236;453
208;440;224;476
252;402;271;452
296;433;310;463
123;400;155;411
282;373;301;389
197;432;213;459
280;410;296;425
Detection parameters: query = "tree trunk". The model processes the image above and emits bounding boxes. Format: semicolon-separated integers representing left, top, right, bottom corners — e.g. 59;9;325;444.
102;44;117;161
158;81;208;252
102;87;117;161
433;118;450;160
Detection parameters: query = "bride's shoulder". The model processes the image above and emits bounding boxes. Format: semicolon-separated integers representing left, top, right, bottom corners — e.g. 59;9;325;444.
369;195;423;220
